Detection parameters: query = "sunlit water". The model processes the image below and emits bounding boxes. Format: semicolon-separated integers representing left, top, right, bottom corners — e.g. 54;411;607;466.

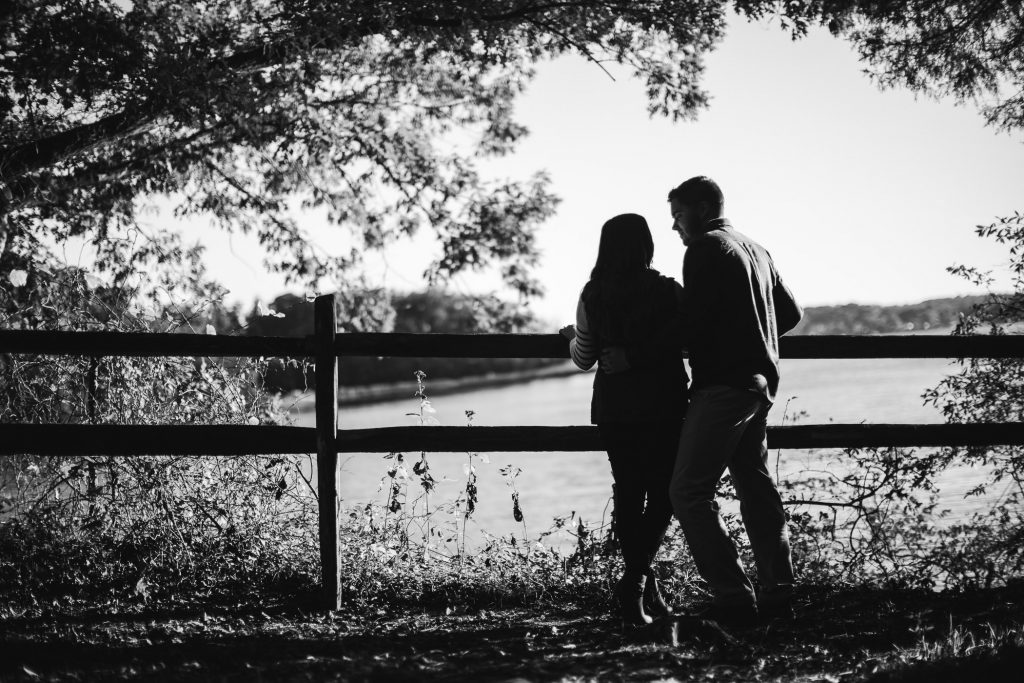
291;354;1002;550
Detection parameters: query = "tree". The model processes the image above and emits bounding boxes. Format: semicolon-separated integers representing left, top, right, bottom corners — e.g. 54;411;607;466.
815;0;1024;132
0;0;726;325
2;1;1021;326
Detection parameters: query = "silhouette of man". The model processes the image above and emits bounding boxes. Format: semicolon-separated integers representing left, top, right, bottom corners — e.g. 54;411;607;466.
666;176;801;623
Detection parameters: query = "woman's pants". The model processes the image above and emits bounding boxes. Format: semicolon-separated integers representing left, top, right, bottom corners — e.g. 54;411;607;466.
600;420;683;575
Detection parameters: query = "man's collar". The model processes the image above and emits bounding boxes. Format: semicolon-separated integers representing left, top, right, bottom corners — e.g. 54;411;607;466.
703;217;731;231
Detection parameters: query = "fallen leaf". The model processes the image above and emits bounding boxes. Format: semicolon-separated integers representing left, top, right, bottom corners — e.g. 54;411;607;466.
134;576;150;601
8;270;28;287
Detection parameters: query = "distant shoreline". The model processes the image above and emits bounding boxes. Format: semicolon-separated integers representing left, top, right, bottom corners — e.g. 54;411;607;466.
288;360;582;411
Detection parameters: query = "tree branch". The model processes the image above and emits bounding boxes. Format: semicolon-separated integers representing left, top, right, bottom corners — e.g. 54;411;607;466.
3;122;231;213
0;1;643;193
1;106;160;191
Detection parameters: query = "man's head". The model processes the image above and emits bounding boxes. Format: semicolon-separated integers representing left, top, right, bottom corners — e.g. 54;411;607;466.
668;176;724;246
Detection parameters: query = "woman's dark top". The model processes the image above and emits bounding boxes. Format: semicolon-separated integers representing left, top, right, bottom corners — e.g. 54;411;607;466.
570;269;689;424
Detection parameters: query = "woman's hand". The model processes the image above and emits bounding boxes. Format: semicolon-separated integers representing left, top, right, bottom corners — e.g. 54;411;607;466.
559;324;576;340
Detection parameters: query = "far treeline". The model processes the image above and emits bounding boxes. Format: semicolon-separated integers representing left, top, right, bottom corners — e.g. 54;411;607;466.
790;295;988;336
239;291;988;392
243;290;564;392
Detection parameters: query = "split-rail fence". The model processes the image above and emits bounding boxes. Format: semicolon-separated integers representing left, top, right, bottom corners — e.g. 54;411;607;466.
3;294;1024;610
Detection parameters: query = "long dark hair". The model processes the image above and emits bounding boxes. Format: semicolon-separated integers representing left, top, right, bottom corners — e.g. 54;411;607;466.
589;213;654;281
583;213;661;345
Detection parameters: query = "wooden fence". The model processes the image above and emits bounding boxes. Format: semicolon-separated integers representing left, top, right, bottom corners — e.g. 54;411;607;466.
3;293;1024;610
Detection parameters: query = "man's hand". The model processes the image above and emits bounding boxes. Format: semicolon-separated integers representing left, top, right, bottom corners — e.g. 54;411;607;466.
600;346;630;374
559;324;576;340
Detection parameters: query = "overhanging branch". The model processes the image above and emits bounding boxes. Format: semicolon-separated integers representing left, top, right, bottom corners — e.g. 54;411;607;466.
0;1;653;196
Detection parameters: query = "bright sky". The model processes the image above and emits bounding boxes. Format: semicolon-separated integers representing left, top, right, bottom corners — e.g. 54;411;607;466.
163;14;1024;325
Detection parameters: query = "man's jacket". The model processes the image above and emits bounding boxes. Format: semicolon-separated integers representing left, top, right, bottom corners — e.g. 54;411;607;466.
682;218;802;402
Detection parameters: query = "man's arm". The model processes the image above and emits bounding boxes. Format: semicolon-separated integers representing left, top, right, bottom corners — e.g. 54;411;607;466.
773;274;802;335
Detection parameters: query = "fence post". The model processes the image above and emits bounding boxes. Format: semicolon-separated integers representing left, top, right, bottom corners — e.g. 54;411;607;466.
314;294;341;610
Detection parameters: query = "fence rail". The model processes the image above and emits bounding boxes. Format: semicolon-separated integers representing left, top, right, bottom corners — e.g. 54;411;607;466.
0;424;317;455
4;422;1023;457
0;329;312;357
3;294;1024;610
5;328;1024;359
332;422;1024;452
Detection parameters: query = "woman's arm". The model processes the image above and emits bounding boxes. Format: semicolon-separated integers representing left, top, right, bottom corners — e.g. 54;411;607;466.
569;296;598;370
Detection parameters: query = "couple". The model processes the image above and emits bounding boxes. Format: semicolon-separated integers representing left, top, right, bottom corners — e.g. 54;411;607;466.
560;176;802;627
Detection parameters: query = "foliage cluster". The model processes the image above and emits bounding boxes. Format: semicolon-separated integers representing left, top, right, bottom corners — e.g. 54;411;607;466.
762;215;1024;591
921;212;1024;583
0;254;317;610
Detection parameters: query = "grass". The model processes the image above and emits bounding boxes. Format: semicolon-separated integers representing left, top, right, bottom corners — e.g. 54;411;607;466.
863;620;1024;682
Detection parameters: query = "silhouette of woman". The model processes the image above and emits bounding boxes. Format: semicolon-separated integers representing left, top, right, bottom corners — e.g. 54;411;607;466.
560;213;688;625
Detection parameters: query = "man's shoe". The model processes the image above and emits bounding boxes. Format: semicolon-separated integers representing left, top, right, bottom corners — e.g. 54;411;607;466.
689;601;758;627
643;571;673;618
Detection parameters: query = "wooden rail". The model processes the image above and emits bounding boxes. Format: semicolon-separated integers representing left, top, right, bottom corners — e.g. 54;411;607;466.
335;331;1024;359
5;328;1024;359
0;424;316;455
334;423;1024;452
4;295;1024;610
0;329;312;357
3;421;1024;456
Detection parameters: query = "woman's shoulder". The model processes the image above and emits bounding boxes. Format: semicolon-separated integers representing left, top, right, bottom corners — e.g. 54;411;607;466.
580;278;597;301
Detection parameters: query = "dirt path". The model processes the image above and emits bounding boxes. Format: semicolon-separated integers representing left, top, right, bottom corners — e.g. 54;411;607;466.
2;585;1022;681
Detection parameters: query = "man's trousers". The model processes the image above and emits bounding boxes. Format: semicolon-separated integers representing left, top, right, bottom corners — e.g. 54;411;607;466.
669;385;794;605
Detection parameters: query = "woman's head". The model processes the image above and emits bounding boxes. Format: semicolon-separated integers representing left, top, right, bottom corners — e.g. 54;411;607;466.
583;213;660;345
590;213;654;281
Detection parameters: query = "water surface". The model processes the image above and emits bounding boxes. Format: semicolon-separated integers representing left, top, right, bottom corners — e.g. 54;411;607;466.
292;355;995;549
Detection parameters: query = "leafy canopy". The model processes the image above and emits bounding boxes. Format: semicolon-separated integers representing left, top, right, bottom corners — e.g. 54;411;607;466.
1;1;1021;324
0;0;726;319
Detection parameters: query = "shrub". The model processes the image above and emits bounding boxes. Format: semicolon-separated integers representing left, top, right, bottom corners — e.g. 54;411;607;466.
0;257;317;610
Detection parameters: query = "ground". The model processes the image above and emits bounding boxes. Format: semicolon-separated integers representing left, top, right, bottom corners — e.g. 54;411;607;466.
2;584;1023;682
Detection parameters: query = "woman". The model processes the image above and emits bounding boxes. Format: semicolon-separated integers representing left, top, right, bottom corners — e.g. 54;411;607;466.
560;213;688;626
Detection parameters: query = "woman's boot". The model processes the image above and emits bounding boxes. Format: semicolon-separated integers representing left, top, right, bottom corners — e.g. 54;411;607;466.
615;571;653;626
643;569;673;618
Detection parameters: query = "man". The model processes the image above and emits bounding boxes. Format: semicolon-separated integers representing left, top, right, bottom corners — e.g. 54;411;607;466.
666;175;802;624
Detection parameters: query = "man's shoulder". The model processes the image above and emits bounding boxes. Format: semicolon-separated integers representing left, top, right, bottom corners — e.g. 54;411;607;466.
728;228;762;248
712;226;770;261
690;230;730;251
689;230;741;260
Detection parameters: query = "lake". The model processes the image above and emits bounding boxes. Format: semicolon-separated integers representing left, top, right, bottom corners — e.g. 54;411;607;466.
291;353;998;550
